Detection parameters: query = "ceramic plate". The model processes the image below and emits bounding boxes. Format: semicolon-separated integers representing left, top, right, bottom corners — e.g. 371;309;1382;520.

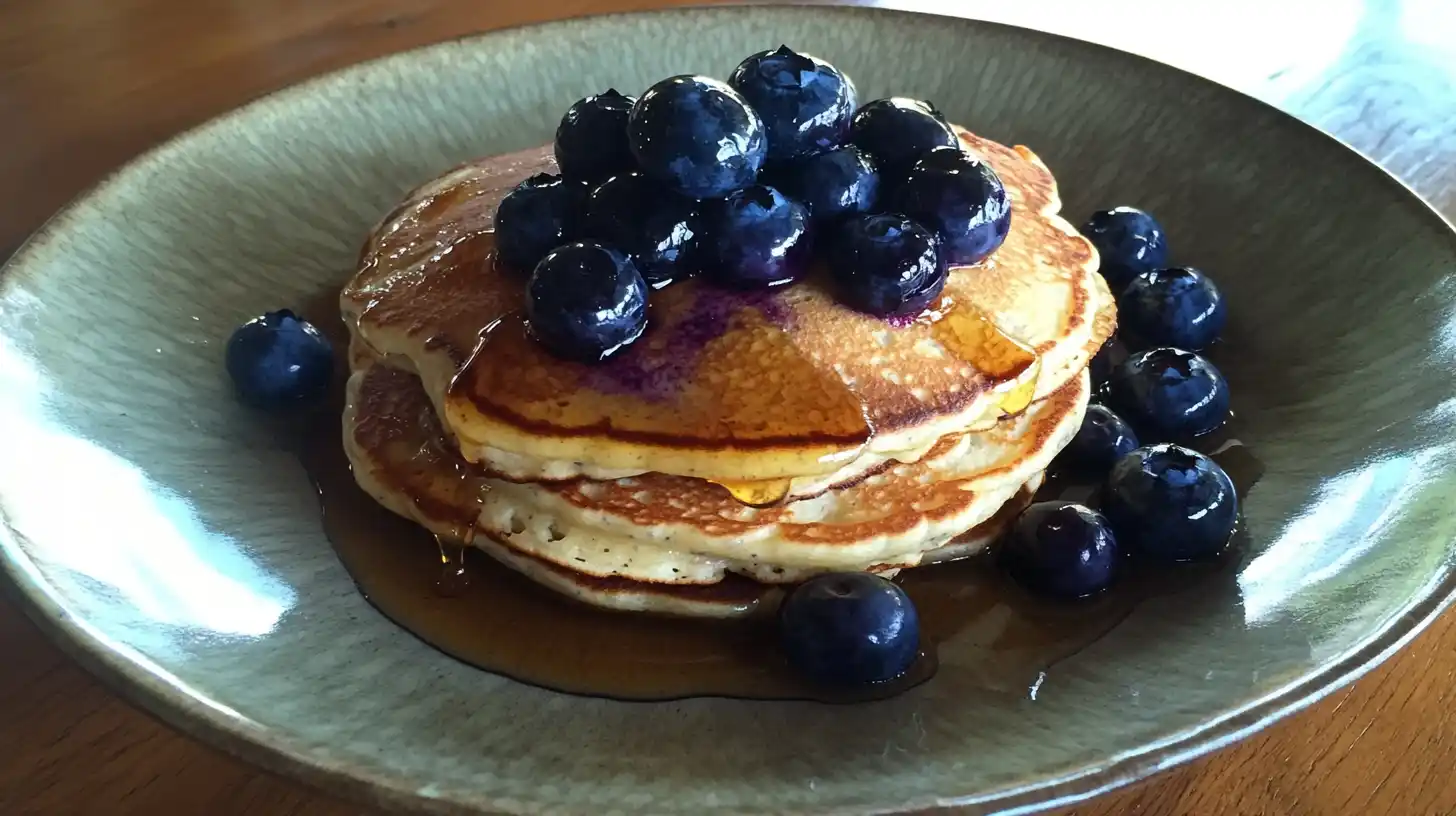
3;7;1456;815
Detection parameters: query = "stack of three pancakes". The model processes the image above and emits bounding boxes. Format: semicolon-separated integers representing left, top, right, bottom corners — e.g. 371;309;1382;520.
339;128;1115;618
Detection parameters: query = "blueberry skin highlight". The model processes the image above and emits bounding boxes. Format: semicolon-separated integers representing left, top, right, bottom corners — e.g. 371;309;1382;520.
848;97;958;175
1000;502;1121;599
709;184;814;288
1103;443;1239;562
581;172;703;288
1064;404;1140;473
1081;207;1168;290
225;310;334;409
890;145;1012;266
728;46;857;162
779;572;921;686
1107;347;1231;439
628;75;768;199
773;144;880;224
525;242;649;363
1119;266;1227;351
829;213;946;317
492;173;589;274
554;89;638;184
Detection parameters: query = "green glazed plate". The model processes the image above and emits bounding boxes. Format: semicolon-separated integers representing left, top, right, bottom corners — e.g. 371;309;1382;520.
3;7;1456;815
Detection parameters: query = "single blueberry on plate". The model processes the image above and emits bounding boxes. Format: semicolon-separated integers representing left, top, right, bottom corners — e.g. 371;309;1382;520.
848;97;957;174
526;242;648;363
226;310;334;409
493;173;588;273
779;572;920;686
628;75;767;199
1104;443;1239;561
728;46;856;162
582;172;702;288
1107;347;1230;439
709;184;813;288
1119;266;1227;350
891;145;1011;266
829;213;946;317
1081;207;1168;290
1000;502;1120;599
773;144;879;224
554;89;638;184
1064;404;1140;473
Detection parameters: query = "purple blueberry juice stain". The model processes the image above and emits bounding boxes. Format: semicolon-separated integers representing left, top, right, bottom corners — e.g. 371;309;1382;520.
582;284;794;402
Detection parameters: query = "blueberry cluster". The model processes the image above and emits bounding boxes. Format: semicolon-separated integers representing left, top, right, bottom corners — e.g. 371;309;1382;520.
1000;207;1239;600
494;46;1012;363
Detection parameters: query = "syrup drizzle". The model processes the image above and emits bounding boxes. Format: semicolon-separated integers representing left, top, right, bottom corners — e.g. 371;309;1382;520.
298;288;1254;703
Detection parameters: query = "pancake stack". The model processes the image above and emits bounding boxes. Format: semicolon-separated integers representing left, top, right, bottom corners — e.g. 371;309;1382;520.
339;127;1114;618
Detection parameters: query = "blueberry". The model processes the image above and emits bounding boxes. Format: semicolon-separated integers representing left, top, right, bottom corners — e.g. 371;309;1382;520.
1119;266;1226;351
891;146;1011;266
493;173;588;273
628;75;767;199
1104;443;1238;561
727;46;856;162
779;572;920;685
709;184;813;288
225;310;334;409
526;242;648;362
848;98;957;175
1107;347;1230;439
582;172;702;288
554;89;638;184
773;145;879;224
829;213;946;317
1064;404;1140;473
1081;207;1168;290
1000;502;1120;599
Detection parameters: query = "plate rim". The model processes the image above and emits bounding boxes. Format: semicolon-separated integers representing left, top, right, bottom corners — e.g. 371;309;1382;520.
3;5;1456;815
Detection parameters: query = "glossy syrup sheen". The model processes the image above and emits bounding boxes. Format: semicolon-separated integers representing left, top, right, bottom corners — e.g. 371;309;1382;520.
309;279;1255;702
303;406;1152;701
346;137;1092;485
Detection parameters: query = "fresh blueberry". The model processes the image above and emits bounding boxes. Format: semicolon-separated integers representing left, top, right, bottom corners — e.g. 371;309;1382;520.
848;98;957;175
1000;502;1120;599
727;46;856;162
1064;404;1140;473
773;144;879;224
493;173;588;273
709;184;813;288
1104;443;1238;561
891;146;1011;266
628;75;767;199
225;310;334;409
1119;266;1226;351
1081;207;1168;290
1107;347;1230;439
779;572;920;685
829;213;946;317
582;172;702;288
526;242;648;362
554;89;638;184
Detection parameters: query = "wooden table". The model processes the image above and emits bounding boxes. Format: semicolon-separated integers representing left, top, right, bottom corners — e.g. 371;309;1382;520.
2;1;1454;813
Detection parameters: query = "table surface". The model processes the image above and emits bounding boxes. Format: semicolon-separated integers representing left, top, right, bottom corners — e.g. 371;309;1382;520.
3;0;1455;813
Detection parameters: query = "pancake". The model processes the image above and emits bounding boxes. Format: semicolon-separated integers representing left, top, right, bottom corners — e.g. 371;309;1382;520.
341;127;1110;488
481;371;1087;576
343;362;1046;618
344;361;1084;584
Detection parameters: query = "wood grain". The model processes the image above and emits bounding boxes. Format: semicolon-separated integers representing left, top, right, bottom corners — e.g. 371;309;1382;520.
2;1;1454;814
